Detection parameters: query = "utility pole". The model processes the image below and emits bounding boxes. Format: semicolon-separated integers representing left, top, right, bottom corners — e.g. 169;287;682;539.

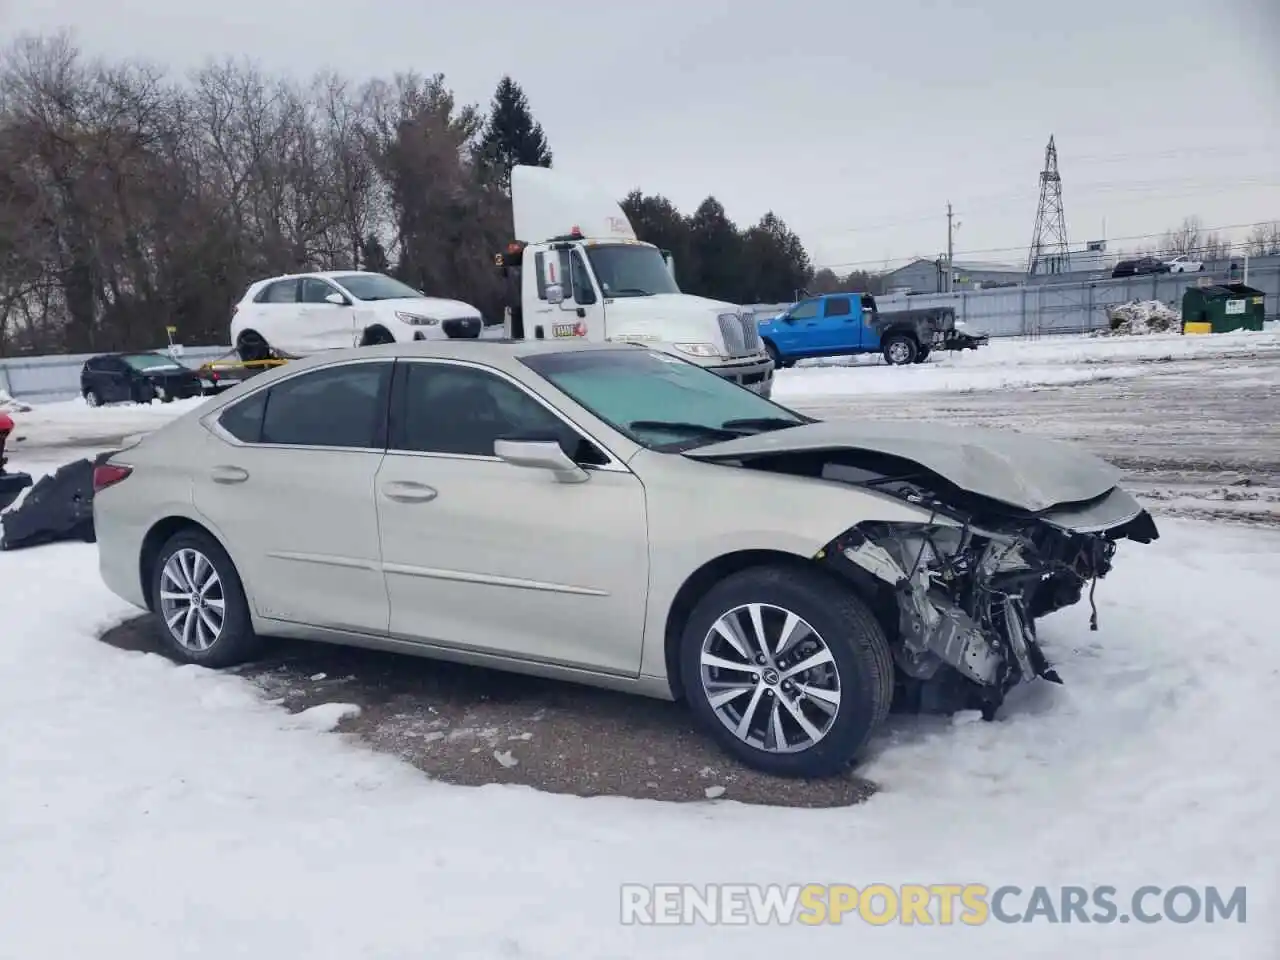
946;202;954;293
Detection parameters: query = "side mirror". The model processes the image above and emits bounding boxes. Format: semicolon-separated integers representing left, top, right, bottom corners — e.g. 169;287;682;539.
324;292;347;306
494;438;588;483
545;283;565;305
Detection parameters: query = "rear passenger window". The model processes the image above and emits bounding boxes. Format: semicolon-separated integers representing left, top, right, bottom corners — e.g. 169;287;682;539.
259;362;392;449
218;391;267;443
824;296;852;318
256;280;298;304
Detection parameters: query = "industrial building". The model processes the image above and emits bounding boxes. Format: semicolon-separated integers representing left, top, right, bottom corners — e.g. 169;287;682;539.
881;258;1025;294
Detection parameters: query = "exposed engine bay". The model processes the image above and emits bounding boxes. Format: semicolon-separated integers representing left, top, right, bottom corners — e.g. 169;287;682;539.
733;447;1160;719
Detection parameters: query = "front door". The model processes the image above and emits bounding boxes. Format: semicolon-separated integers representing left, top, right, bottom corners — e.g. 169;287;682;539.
297;277;359;350
776;298;820;354
192;359;394;634
374;358;649;675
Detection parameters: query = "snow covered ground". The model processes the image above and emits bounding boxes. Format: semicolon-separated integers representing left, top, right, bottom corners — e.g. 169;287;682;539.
2;331;1277;957
1;523;1274;957
773;327;1280;399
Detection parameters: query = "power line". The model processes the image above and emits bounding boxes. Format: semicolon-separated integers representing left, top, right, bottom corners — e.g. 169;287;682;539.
812;219;1279;273
812;178;1278;239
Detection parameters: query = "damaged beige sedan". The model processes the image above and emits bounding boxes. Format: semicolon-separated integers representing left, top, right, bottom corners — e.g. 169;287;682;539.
93;340;1158;778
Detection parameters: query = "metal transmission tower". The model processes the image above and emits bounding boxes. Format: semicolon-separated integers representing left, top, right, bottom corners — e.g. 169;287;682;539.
1026;135;1071;276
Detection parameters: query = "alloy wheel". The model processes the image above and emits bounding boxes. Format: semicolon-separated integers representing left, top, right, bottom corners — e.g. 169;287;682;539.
159;548;227;652
699;602;842;754
887;339;911;363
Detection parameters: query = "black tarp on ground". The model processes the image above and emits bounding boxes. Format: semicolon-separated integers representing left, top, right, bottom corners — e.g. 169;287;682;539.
0;470;32;513
0;451;116;550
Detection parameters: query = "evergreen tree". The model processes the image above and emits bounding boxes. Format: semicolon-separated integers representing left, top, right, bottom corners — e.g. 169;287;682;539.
478;76;552;192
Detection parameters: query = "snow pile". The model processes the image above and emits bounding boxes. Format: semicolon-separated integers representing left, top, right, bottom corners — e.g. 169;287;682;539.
4;395;207;447
0;388;32;412
0;523;1276;957
1099;300;1182;336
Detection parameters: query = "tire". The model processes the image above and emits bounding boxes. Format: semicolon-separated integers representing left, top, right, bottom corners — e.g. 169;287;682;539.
236;331;271;363
882;335;918;365
150;528;263;668
84;389;101;407
361;326;395;346
764;340;781;366
678;565;894;778
914;346;931;363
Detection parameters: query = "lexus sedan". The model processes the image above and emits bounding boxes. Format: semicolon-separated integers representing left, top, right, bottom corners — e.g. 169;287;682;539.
93;339;1157;778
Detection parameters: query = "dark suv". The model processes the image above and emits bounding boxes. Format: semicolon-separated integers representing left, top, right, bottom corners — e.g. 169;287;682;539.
1112;257;1170;278
80;352;207;406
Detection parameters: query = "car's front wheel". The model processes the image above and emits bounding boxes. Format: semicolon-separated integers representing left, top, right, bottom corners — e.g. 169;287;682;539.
679;565;894;778
150;528;262;668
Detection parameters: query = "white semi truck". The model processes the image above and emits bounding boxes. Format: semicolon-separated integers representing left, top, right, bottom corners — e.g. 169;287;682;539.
495;166;775;397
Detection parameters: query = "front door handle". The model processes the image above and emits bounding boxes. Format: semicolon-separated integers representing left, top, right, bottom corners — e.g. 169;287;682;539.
382;480;438;503
211;465;249;484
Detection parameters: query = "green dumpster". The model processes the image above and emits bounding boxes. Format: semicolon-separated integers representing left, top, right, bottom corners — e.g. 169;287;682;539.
1181;283;1266;334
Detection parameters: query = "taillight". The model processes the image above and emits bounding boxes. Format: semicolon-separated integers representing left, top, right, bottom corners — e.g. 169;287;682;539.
93;463;133;493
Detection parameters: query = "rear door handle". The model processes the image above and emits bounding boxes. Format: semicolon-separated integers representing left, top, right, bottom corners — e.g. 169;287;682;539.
211;465;249;484
381;480;438;503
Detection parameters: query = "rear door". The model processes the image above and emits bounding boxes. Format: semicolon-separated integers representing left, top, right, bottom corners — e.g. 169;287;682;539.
298;277;359;350
817;295;857;350
193;359;394;635
101;357;133;402
249;278;303;353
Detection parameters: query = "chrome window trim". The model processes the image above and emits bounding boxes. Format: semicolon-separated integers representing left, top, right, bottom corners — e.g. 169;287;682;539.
204;356;393;452
203;354;632;474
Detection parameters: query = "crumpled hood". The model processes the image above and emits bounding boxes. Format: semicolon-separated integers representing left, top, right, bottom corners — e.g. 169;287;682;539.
684;420;1123;513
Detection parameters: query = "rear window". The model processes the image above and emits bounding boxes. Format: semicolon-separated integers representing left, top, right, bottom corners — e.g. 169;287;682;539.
218;390;267;443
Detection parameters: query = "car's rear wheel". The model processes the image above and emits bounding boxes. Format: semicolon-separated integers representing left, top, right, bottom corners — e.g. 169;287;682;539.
883;335;918;365
236;331;271;363
679;565;893;778
84;388;102;407
150;528;262;668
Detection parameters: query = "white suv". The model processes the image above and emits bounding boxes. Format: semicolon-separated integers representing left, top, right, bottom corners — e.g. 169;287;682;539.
230;271;486;361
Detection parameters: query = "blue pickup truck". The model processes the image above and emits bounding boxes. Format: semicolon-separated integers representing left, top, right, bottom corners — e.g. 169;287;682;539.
756;293;986;367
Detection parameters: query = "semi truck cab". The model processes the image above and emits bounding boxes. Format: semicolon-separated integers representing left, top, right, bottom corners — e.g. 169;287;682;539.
496;166;774;397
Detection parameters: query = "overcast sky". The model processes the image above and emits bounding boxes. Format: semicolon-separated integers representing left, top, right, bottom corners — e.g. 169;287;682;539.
3;0;1277;271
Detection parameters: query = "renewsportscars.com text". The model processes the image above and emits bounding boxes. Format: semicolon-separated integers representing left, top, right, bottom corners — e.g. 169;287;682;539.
620;883;1247;926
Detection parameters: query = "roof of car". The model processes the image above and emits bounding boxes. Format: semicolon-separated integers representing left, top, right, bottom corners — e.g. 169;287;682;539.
241;337;640;377
250;269;393;285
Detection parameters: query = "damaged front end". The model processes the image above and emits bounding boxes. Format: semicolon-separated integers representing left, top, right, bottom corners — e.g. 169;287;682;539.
818;477;1158;719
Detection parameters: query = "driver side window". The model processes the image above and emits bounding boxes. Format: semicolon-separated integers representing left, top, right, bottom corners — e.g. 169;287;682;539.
301;278;343;304
389;362;608;464
570;251;597;305
790;300;820;320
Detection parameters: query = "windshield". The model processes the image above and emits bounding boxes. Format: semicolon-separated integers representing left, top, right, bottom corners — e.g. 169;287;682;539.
122;354;184;372
584;244;681;298
520;348;808;451
330;273;424;302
